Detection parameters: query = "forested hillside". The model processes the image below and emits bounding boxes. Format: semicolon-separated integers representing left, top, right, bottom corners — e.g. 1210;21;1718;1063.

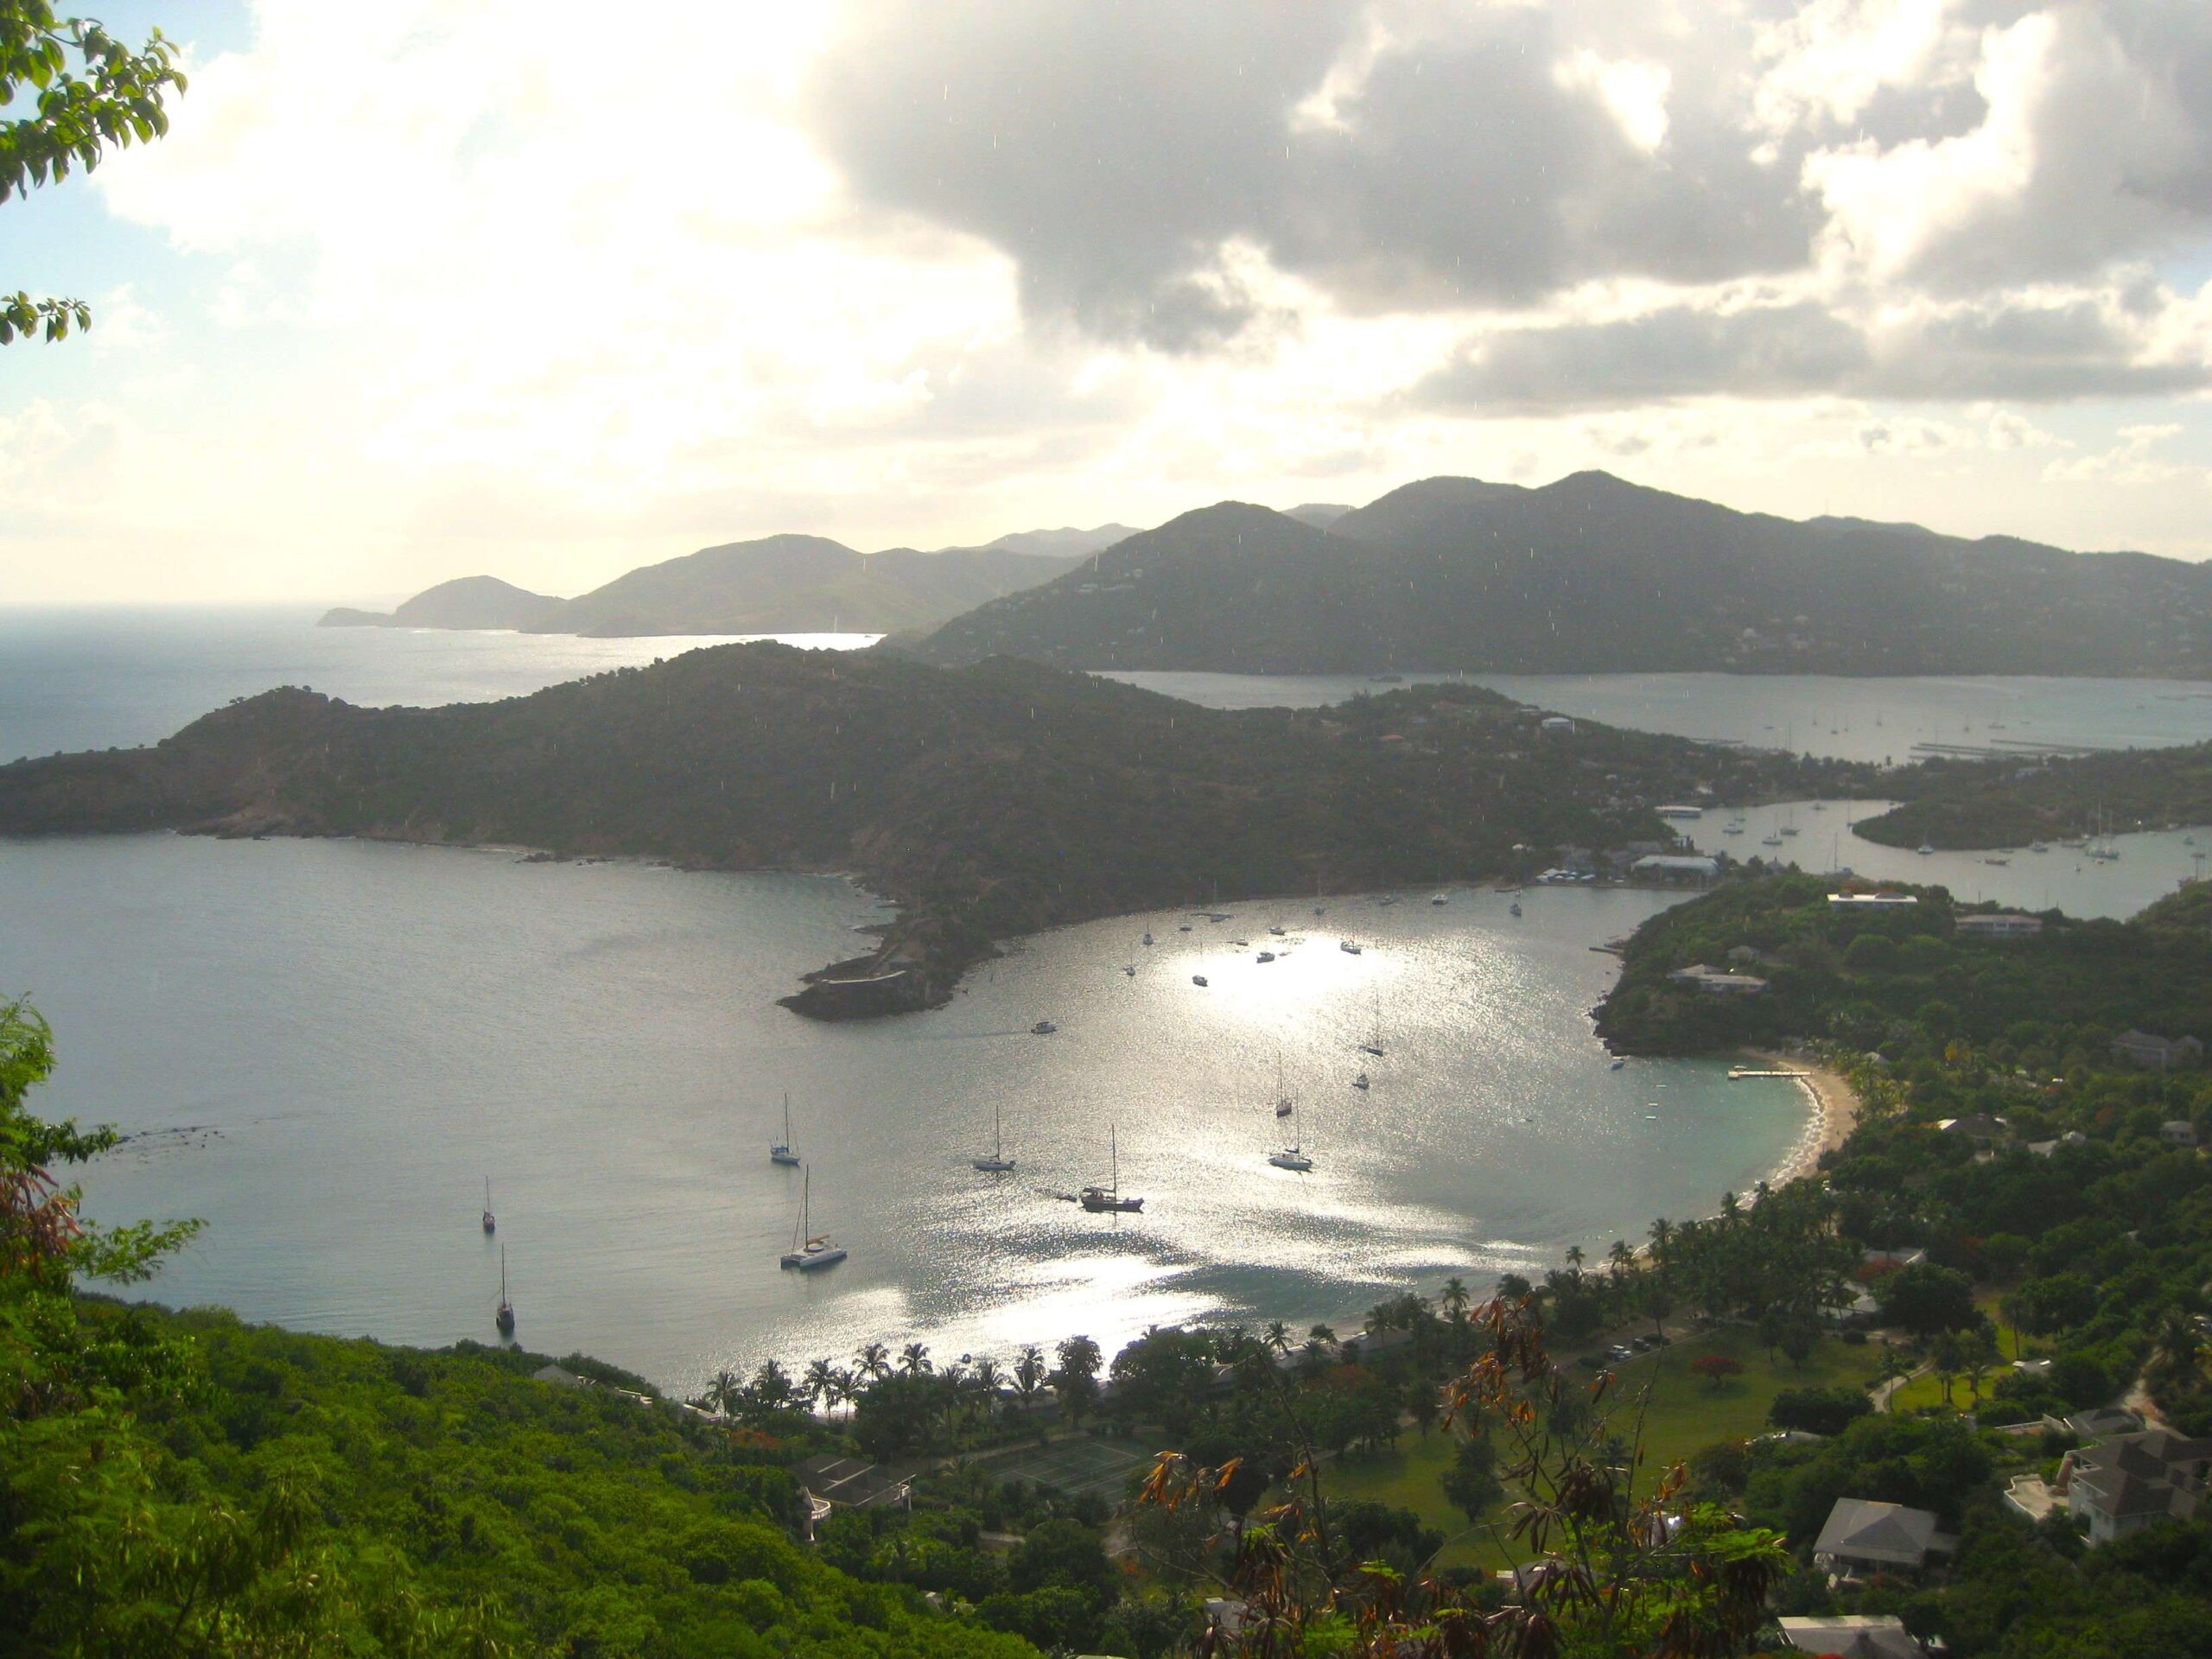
916;471;2212;677
0;644;1866;1014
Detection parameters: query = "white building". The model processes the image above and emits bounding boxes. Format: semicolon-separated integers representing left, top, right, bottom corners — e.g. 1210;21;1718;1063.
1955;912;2043;939
1827;891;1919;910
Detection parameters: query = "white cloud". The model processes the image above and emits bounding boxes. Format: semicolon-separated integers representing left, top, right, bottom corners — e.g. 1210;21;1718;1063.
2042;423;2196;486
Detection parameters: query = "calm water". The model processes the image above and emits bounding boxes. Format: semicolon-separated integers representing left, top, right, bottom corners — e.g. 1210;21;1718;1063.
5;612;2207;1393
1109;671;2212;763
1687;803;2211;919
4;834;1804;1394
0;607;879;763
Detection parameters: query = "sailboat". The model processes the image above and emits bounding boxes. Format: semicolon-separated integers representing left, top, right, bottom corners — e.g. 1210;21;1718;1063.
1080;1127;1143;1212
1351;1071;1370;1091
481;1177;496;1235
779;1167;848;1270
1142;931;1154;946
1274;1055;1294;1117
1268;1142;1313;1171
972;1104;1015;1173
771;1094;802;1166
494;1247;515;1337
1359;991;1383;1058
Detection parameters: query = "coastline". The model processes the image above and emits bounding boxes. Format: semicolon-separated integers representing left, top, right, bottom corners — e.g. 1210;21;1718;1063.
1747;1047;1862;1186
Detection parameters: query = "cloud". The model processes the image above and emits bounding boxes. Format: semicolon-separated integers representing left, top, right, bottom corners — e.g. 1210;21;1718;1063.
2043;423;2196;485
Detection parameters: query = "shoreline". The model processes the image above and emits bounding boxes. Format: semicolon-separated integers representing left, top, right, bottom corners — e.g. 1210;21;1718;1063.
1747;1047;1861;1185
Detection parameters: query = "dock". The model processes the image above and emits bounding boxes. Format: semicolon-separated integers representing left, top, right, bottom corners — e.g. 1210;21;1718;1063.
1728;1067;1809;1080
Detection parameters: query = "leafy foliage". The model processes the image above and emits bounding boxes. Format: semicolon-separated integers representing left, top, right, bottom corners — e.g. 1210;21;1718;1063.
2;2;188;343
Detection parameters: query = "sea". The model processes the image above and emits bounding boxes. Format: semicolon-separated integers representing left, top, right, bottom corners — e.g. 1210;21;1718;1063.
4;607;2209;1392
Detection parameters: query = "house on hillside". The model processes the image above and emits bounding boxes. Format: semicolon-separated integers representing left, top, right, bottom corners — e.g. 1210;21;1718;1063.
1633;854;1719;882
2163;1120;2201;1148
2063;1429;2212;1545
1666;963;1768;995
2113;1030;2205;1071
1813;1498;1951;1578
1776;1614;1926;1658
1937;1113;2011;1148
1955;911;2043;939
1827;890;1918;911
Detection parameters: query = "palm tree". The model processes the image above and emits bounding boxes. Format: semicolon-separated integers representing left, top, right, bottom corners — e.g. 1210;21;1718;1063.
803;1357;838;1414
702;1369;742;1419
1607;1241;1635;1280
2150;1307;2206;1400
1564;1244;1586;1275
1440;1280;1471;1324
1012;1344;1046;1416
855;1341;891;1382
899;1340;933;1377
971;1356;1004;1414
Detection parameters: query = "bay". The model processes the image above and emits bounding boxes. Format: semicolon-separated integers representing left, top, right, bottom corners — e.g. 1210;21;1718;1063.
3;832;1804;1395
1108;671;2212;763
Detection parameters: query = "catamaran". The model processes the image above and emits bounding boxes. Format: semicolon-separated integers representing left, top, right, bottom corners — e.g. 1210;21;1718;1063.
1081;1127;1144;1213
1268;1144;1313;1171
780;1167;848;1270
494;1247;516;1337
972;1104;1015;1173
770;1094;802;1166
481;1177;496;1235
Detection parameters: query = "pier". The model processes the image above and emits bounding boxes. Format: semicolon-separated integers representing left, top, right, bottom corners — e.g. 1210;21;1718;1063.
1728;1067;1809;1080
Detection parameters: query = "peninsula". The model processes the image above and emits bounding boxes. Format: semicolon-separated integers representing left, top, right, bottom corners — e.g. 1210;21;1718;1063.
0;643;1869;1016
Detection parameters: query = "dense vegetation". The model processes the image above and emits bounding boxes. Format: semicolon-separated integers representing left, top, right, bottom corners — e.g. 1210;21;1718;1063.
917;471;2212;677
1854;738;2212;850
1596;872;2212;1057
0;644;1866;1014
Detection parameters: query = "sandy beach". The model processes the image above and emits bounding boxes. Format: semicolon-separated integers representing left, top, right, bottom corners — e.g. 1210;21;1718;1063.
1748;1048;1863;1185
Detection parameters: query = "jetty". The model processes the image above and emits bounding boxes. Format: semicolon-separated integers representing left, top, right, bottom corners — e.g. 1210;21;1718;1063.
1728;1067;1809;1080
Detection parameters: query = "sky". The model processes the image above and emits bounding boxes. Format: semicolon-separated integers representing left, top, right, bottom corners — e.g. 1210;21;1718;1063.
3;0;2210;605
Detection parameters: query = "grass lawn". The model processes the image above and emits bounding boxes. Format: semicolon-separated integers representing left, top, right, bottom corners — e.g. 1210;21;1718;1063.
1321;1327;1891;1569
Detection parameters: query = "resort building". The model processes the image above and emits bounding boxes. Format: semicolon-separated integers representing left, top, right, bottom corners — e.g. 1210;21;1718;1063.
1665;963;1769;995
1814;1498;1951;1578
2061;1429;2212;1546
1632;854;1719;881
1955;911;2044;939
1827;891;1919;910
1776;1614;1927;1658
2162;1120;2201;1148
2113;1031;2205;1071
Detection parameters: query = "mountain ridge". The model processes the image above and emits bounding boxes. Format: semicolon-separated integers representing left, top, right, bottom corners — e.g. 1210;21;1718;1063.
915;469;2212;677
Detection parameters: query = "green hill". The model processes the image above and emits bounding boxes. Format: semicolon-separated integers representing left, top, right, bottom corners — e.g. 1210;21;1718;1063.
0;642;1867;1015
917;471;2212;677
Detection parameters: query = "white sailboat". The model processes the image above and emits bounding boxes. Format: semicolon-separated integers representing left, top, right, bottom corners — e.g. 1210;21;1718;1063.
972;1104;1015;1173
779;1167;848;1270
1081;1126;1143;1212
481;1176;496;1235
1274;1054;1294;1117
494;1247;516;1336
770;1094;802;1166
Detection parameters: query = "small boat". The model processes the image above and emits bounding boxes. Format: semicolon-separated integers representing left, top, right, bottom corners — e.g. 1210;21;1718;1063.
1609;1058;1626;1071
1360;992;1383;1058
1179;924;1192;932
494;1247;516;1337
1268;925;1287;937
1351;1071;1370;1091
1509;899;1522;918
1377;894;1398;907
2030;842;2049;852
481;1176;496;1235
1722;823;1745;836
1255;950;1274;963
1916;840;1935;856
779;1167;847;1270
1811;801;1827;812
1268;1146;1313;1172
1276;1098;1294;1118
1984;856;2010;866
1123;963;1137;977
1313;906;1326;917
1761;834;1783;847
1080;1126;1143;1212
1339;939;1362;955
1032;1020;1058;1035
771;1093;802;1166
1429;892;1449;906
1142;931;1154;946
972;1103;1015;1173
1192;974;1208;987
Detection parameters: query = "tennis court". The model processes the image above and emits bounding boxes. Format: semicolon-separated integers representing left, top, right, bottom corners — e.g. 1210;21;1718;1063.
988;1435;1155;1497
